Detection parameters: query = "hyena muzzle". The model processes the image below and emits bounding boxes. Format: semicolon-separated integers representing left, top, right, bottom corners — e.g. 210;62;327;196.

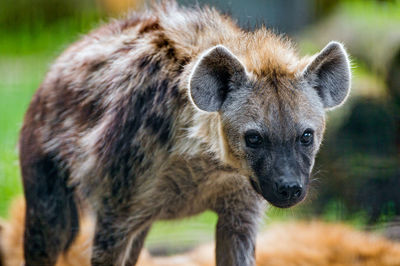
19;2;351;266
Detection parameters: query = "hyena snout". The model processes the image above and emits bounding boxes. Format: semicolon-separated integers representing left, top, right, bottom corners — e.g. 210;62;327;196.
258;174;307;208
273;179;303;202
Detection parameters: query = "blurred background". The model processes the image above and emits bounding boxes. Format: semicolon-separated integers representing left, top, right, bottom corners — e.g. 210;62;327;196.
1;0;399;254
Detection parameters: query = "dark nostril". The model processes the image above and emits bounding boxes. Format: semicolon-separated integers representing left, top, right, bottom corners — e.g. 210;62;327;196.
276;182;291;200
289;183;302;200
293;188;302;199
275;182;302;200
280;190;289;199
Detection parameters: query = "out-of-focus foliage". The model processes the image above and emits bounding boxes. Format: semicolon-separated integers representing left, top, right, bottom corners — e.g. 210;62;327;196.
296;0;400;226
0;2;101;55
312;97;400;224
0;0;97;30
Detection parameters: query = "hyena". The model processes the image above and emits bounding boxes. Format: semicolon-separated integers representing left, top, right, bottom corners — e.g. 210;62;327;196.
19;2;351;266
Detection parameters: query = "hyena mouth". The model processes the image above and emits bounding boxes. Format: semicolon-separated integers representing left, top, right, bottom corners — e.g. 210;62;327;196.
250;177;307;208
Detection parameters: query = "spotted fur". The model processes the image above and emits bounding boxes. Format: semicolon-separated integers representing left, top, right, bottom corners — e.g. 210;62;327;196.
19;2;350;266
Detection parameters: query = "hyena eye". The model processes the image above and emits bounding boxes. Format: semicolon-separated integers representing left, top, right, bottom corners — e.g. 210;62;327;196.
245;131;263;148
300;129;314;146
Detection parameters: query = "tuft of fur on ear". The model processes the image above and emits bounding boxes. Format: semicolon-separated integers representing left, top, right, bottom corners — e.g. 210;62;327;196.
189;45;247;112
303;41;351;109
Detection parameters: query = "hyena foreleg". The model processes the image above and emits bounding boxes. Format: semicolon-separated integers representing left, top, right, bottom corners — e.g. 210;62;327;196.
123;227;151;265
213;189;264;266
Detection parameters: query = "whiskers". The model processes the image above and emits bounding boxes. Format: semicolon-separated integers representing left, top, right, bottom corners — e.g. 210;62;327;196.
305;168;328;202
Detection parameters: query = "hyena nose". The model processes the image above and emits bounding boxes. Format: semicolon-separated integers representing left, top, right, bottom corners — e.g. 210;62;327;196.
275;181;303;201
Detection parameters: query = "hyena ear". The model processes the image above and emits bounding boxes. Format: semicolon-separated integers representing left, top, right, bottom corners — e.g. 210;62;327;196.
303;41;351;109
189;45;247;112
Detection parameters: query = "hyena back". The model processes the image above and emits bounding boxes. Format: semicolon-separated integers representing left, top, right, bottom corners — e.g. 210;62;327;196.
19;2;351;266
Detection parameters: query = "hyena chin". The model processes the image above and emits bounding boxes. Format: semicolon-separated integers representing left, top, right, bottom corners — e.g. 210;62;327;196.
19;2;351;266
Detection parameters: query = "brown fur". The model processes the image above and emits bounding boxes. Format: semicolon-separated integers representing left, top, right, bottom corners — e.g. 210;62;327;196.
19;1;351;265
2;197;400;266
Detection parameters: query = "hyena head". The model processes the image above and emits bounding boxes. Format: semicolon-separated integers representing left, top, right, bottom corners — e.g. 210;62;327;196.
189;42;351;208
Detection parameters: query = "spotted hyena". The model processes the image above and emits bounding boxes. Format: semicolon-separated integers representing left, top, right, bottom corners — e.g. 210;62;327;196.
19;2;351;266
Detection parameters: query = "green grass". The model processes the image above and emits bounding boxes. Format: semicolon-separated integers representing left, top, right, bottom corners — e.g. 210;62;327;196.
146;211;218;252
0;55;51;217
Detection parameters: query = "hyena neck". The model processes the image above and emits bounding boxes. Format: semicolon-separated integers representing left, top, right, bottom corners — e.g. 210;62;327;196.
175;104;243;171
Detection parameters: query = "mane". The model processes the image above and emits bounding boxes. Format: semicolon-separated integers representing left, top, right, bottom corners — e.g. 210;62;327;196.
152;1;306;77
